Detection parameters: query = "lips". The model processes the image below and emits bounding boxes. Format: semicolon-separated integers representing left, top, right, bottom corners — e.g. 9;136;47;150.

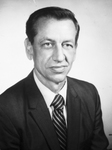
50;66;67;73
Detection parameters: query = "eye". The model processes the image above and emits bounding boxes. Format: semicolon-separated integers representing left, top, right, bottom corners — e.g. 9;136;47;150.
63;43;74;49
66;44;73;48
42;42;53;48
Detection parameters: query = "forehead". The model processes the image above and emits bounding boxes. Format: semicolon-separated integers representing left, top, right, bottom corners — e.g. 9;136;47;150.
36;16;75;25
34;17;76;40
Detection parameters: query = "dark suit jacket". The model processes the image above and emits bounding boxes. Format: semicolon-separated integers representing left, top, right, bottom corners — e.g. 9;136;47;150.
0;71;108;150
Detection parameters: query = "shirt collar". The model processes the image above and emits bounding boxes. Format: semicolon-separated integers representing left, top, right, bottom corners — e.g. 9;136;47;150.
33;70;67;109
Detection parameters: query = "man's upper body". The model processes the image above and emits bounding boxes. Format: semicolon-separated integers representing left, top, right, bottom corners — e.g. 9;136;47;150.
0;6;109;150
0;71;109;150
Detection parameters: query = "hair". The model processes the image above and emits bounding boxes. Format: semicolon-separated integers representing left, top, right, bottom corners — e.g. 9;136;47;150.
26;6;80;46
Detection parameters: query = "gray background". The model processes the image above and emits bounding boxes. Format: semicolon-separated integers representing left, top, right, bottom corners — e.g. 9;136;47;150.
0;0;112;148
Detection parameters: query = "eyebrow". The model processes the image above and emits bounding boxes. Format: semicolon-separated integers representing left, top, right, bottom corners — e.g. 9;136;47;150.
63;40;74;43
39;37;55;43
39;37;75;44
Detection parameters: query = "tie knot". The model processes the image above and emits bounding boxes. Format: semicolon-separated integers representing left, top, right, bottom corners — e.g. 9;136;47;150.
50;94;64;110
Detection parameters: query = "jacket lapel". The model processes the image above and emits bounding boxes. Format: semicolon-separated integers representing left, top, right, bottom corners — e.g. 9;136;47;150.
66;77;81;150
24;72;60;150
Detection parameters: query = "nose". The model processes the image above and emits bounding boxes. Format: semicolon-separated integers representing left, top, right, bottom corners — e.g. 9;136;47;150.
52;44;65;62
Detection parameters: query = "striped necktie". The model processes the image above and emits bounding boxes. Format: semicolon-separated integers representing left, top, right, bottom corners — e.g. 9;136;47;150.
50;94;67;150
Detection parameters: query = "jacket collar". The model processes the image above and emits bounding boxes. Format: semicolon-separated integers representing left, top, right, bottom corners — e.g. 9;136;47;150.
24;71;60;150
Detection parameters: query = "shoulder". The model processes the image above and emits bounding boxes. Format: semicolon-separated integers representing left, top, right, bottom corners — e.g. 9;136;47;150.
67;76;100;105
0;79;25;126
0;71;33;101
0;71;33;111
0;71;34;126
67;76;97;92
0;78;26;102
0;78;26;115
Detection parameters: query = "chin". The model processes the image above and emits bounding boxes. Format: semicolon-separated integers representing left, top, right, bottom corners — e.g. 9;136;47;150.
51;75;66;84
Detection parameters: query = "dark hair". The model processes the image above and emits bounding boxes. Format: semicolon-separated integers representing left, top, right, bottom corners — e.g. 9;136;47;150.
26;6;80;46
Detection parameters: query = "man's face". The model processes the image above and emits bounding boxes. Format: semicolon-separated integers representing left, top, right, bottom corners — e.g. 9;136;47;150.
28;18;77;85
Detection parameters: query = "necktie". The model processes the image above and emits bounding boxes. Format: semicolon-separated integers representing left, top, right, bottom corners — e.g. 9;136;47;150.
50;94;67;150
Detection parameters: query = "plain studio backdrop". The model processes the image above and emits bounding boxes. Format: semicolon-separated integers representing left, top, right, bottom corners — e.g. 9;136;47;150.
0;0;112;148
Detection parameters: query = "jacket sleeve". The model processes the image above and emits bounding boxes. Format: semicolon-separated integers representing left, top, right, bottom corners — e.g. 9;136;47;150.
90;87;109;150
0;107;20;150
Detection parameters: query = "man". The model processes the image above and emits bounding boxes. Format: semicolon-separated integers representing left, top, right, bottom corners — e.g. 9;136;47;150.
0;6;109;150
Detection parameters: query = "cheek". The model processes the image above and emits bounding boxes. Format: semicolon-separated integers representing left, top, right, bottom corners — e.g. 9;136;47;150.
35;52;50;68
72;53;76;62
41;52;53;64
67;51;76;63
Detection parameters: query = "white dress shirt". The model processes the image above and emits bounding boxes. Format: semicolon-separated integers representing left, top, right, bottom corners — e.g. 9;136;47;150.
33;70;67;124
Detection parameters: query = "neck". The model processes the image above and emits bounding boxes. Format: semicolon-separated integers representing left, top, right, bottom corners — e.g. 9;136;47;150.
47;80;66;93
34;69;66;93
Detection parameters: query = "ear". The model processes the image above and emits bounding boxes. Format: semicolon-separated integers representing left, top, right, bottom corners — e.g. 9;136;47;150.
24;38;34;60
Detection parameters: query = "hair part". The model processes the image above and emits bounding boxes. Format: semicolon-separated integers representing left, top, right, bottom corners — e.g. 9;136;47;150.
26;6;80;46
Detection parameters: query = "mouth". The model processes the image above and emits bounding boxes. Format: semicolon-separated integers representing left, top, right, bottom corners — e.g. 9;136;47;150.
50;66;67;73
